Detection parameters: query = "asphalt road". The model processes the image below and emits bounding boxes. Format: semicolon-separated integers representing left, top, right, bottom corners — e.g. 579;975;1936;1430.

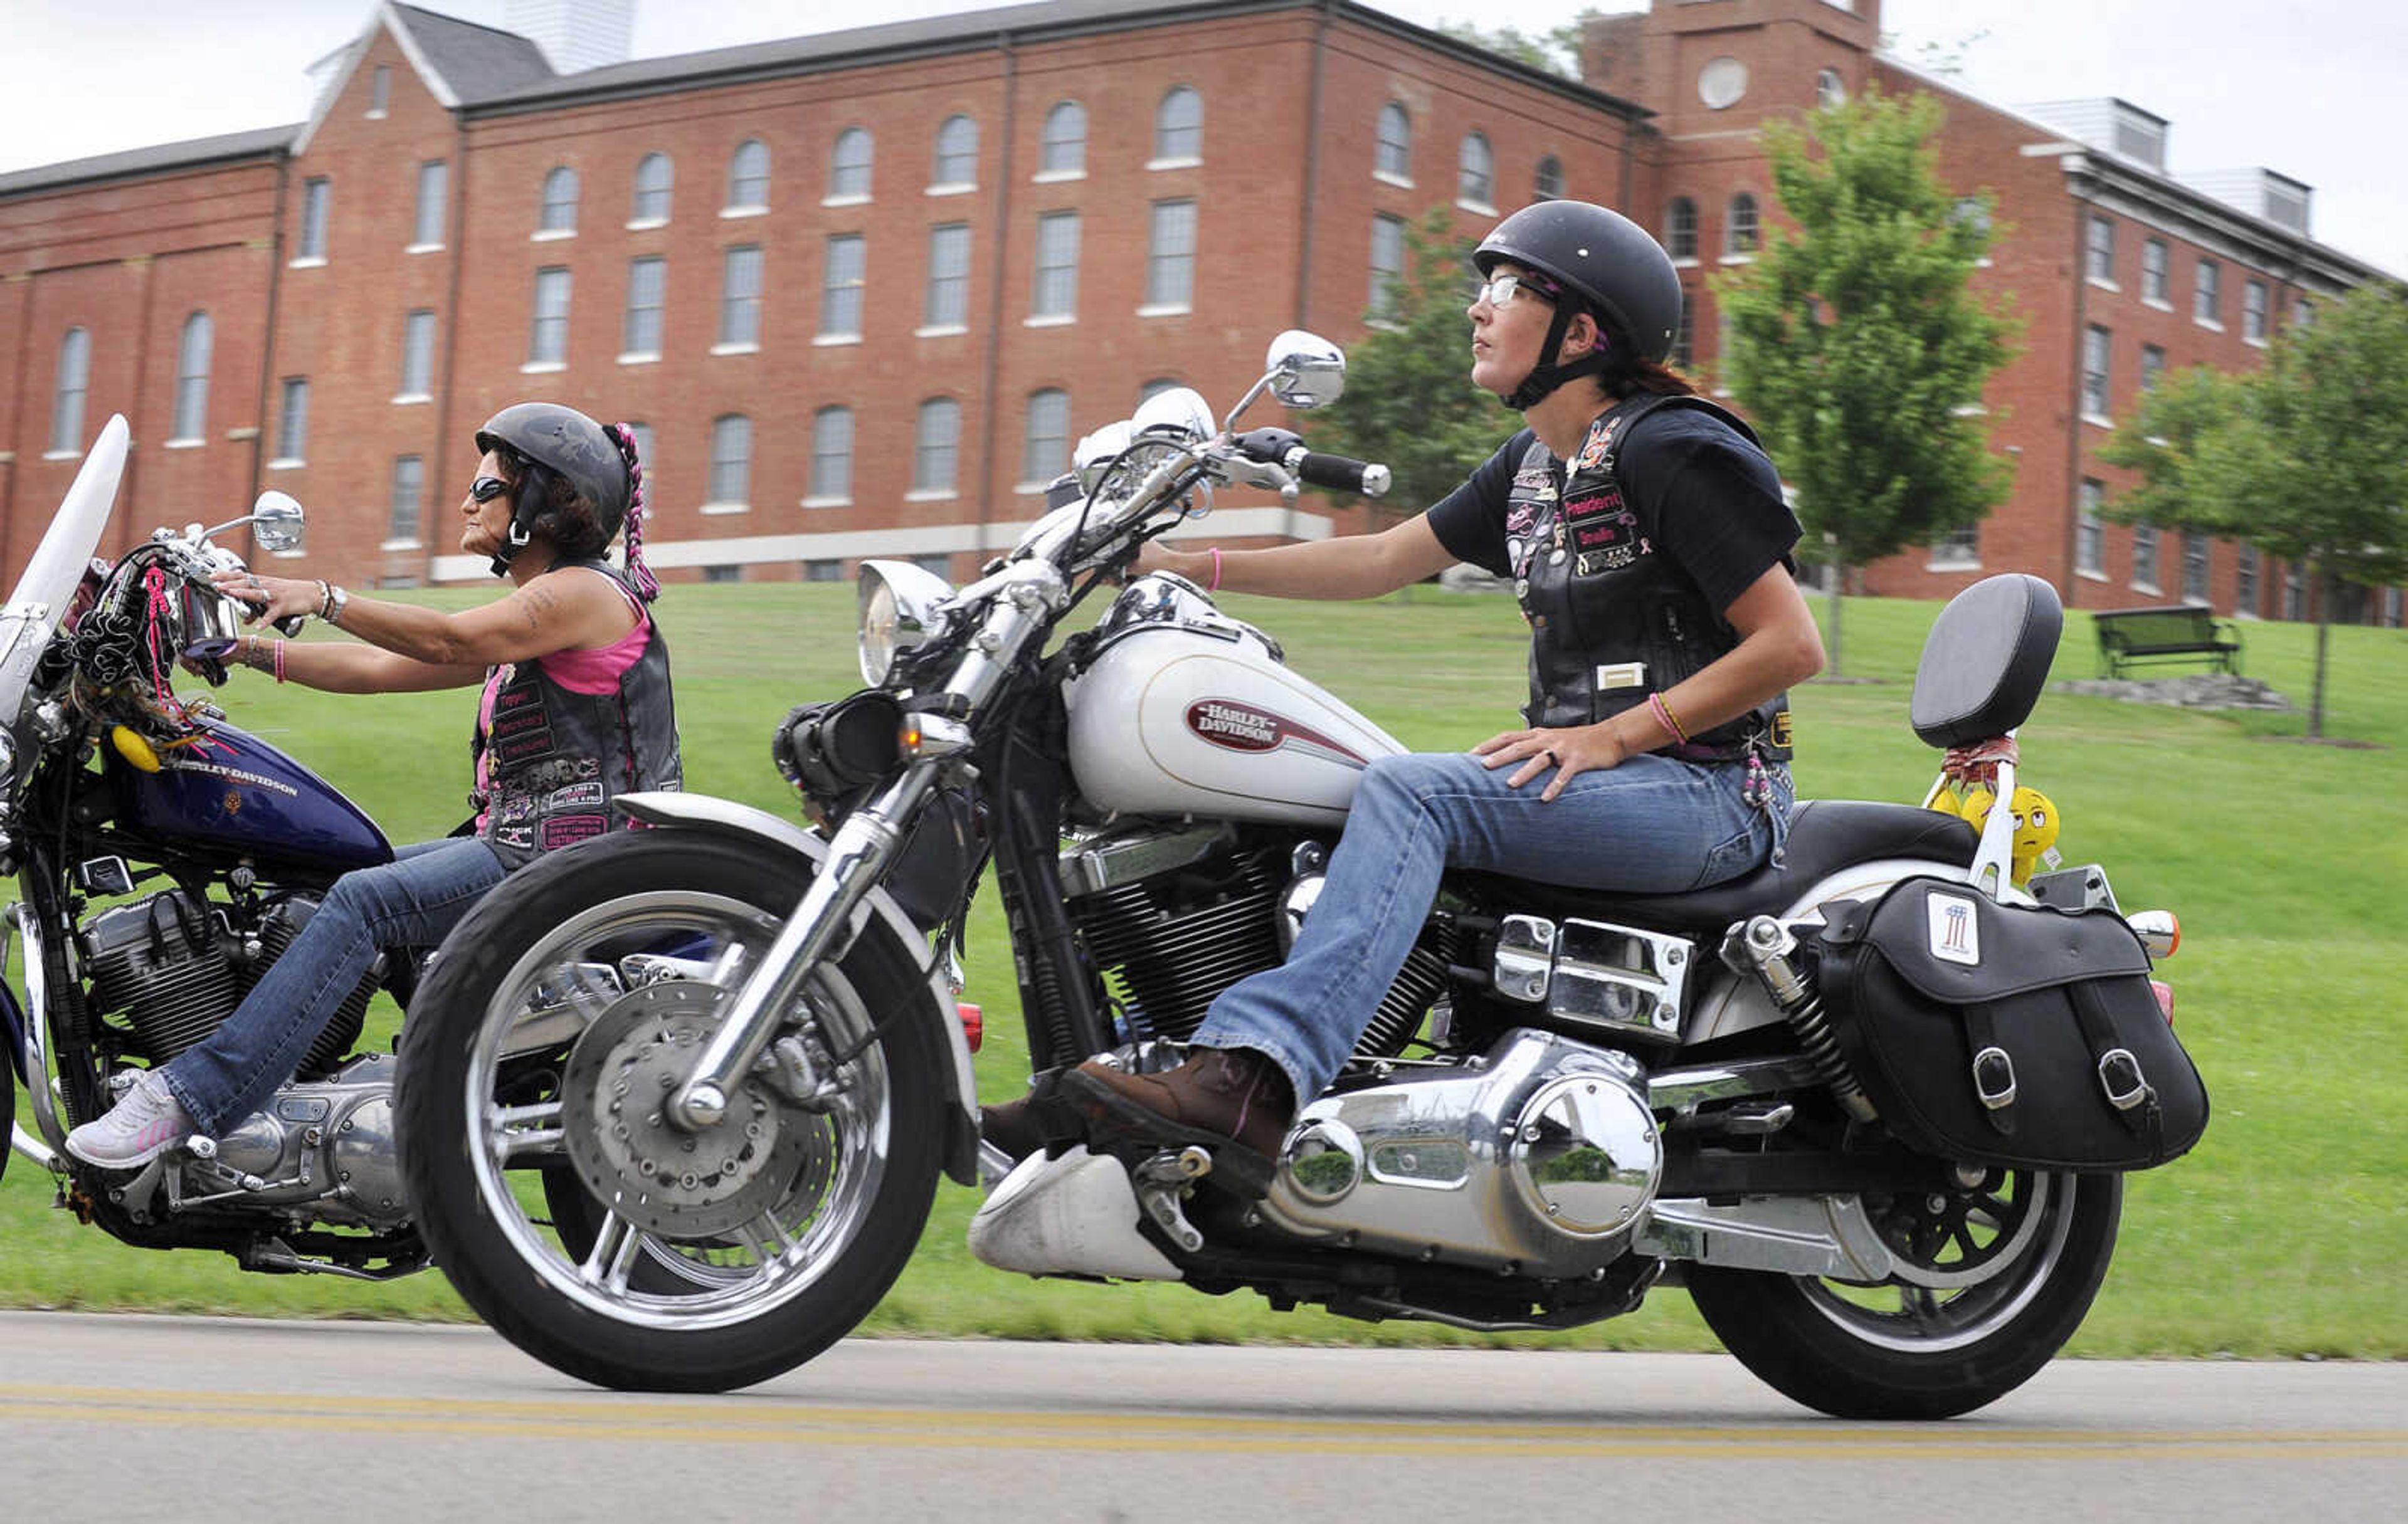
0;1312;2398;1523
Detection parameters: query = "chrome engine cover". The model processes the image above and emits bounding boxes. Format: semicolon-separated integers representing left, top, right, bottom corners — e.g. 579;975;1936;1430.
200;1053;409;1229
1258;1029;1662;1280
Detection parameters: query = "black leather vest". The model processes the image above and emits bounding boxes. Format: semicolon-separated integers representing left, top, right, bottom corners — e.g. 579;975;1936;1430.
472;560;682;869
1506;394;1793;764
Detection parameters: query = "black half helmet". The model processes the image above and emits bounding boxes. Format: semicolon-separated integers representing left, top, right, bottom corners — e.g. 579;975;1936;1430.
474;402;630;563
1474;200;1684;365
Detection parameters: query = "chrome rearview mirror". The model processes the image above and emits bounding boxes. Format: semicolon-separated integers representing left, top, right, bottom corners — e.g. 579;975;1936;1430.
249;491;305;552
1264;330;1346;408
199;490;307;553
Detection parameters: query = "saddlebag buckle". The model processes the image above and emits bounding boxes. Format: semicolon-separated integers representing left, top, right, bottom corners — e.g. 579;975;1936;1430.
1970;1046;2017;1111
2096;1048;2151;1111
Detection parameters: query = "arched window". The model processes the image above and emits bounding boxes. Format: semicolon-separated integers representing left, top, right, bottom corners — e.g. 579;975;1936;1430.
1154;87;1202;162
1533;155;1564;202
1457;132;1494;207
1139;377;1182;403
829;127;872;199
932;115;978;189
708;414;752;507
915;398;961;494
1816;68;1847;108
171;312;213;442
51;327;90;455
539;166;578;233
809;406;853;503
1375;102;1410;179
1040;101;1086;176
1664;196;1698;259
631;152;673;223
1726;192;1760;255
726;139;769;211
1023;388;1070;485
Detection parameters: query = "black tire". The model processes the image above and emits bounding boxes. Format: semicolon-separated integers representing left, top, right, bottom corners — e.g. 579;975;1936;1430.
396;830;947;1392
1684;1169;2123;1420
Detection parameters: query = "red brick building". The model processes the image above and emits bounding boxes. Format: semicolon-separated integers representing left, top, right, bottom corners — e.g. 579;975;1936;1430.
1;0;2394;624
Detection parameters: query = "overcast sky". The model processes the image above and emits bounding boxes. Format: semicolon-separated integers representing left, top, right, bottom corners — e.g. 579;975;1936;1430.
4;0;2400;274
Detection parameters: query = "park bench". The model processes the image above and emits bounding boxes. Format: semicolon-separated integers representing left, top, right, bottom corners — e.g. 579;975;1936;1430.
2091;604;2244;678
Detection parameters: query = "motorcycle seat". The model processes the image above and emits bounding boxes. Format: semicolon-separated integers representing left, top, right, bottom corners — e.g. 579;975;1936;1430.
1456;800;1977;936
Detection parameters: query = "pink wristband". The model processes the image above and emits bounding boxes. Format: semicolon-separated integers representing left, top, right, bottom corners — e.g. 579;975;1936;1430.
1208;547;1223;592
272;639;287;685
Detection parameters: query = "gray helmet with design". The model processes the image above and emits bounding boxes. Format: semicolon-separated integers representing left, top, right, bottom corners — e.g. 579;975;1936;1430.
1474;200;1684;407
473;402;631;573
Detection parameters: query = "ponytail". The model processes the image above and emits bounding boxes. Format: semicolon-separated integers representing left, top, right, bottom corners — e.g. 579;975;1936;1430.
606;423;660;602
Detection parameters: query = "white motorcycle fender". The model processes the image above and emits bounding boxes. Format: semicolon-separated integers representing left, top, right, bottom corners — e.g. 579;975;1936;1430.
610;791;983;1186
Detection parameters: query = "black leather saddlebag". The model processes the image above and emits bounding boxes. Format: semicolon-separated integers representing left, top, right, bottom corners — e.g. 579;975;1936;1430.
1814;876;2208;1171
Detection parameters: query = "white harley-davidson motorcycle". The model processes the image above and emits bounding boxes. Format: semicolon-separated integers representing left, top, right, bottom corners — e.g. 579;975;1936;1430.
394;333;2204;1413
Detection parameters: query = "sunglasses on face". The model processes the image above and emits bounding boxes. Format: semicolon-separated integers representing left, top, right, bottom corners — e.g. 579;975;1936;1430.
1474;273;1552;310
469;475;514;503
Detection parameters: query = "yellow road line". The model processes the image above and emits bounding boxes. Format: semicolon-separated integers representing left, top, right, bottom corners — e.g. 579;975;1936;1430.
0;1390;2399;1460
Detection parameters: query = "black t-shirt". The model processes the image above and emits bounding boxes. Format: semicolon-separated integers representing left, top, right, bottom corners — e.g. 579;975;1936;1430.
1425;406;1798;617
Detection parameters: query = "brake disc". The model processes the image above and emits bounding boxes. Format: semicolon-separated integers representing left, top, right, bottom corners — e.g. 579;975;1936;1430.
558;982;822;1239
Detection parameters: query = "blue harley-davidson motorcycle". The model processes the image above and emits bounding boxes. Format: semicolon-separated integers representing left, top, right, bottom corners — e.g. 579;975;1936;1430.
1;416;434;1278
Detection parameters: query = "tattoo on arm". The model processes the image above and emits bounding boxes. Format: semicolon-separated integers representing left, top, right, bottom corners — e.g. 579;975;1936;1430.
517;581;561;637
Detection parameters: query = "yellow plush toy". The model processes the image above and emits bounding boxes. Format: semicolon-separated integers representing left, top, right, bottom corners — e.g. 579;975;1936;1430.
1934;784;2063;886
2004;786;2061;885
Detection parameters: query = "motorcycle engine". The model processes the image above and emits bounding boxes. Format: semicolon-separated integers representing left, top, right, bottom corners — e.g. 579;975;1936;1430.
1060;823;1448;1056
201;1053;409;1229
1255;1028;1662;1281
83;890;373;1076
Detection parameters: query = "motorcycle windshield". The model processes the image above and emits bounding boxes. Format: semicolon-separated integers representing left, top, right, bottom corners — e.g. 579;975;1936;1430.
0;414;127;736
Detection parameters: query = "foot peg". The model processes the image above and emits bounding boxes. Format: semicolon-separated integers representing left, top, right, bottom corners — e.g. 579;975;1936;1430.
1060;1071;1276;1199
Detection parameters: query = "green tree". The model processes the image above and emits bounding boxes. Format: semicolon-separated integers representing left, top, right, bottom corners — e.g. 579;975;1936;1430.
1435;11;1600;80
2098;283;2408;737
1715;88;2020;675
1305;208;1502;532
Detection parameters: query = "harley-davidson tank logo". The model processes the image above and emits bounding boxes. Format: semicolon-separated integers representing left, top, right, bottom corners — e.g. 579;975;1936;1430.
1185;699;1368;766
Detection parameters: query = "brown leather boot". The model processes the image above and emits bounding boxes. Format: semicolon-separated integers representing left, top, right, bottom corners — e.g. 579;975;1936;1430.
1061;1046;1294;1160
979;1093;1048;1160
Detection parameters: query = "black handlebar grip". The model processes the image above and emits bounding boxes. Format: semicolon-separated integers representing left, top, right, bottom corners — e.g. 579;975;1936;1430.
1289;449;1391;498
1230;426;1304;464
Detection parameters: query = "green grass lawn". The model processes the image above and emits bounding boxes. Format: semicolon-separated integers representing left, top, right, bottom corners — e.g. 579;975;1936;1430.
5;581;2404;1358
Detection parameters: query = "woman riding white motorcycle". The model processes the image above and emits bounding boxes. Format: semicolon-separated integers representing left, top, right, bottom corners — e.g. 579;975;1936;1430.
992;200;1827;1161
67;402;680;1167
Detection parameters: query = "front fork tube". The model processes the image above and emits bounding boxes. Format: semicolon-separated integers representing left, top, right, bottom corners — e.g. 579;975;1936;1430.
666;765;938;1130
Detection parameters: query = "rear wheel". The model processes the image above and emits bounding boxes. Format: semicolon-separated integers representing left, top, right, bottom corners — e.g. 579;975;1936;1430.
1684;1169;2122;1419
396;831;946;1391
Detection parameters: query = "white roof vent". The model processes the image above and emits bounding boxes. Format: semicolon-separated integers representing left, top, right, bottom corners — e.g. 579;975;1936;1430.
505;0;635;74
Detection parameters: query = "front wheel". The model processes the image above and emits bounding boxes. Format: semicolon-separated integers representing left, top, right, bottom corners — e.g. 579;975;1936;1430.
1684;1169;2123;1419
396;831;946;1392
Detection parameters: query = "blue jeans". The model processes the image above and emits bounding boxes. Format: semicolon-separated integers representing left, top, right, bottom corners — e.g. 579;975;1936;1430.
1192;751;1792;1101
162;838;507;1137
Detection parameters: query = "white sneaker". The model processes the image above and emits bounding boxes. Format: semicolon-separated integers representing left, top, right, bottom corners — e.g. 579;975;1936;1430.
65;1070;196;1169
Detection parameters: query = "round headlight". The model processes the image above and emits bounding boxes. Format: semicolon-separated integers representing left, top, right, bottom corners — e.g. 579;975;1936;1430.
856;559;956;685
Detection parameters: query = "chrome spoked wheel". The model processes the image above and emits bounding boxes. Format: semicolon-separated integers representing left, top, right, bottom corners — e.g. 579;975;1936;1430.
398;831;946;1391
467;889;894;1330
1686;1169;2123;1419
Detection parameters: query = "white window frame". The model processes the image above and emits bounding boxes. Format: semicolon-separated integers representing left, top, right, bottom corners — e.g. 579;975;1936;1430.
912;397;961;497
386;455;425;548
2081;324;2113;425
1038;102;1086;180
1021;387;1070;490
538;166;579;238
48;327;89;458
295;176;330;265
272;376;309;467
410;159;447;251
818;234;865;343
1142;199;1196;315
922;223;971;335
1368;213;1406;326
2141;237;2170;308
717;244;764;352
168;311;211;445
1375;102;1411;184
725;139;770;215
931;114;978;193
806;406;853;505
2076;480;2108;580
1455;131;1494;214
2131;523;2162;596
621;258;665;364
706;414;752;512
2194;258;2222;330
1151;87;1203;168
525;267;571;370
630;152;673;228
828;127;873;203
1030;211;1080;323
398;308;436;401
1724;192;1760;260
2085;213;2117;288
